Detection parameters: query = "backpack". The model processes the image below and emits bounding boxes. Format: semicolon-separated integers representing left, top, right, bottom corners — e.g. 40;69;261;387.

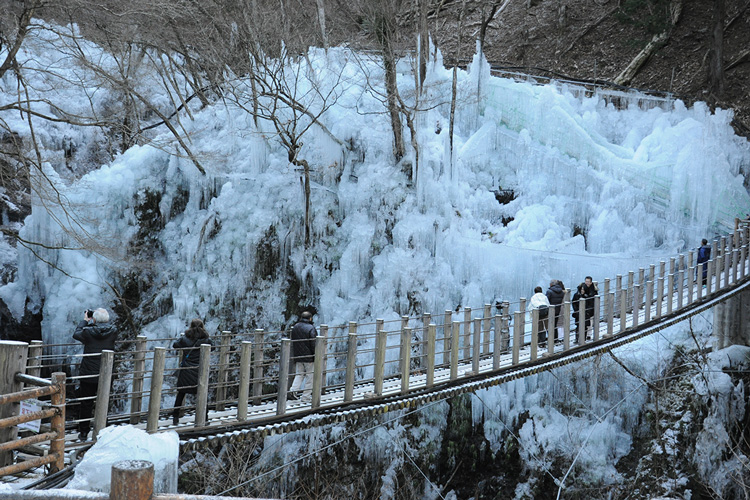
538;305;549;318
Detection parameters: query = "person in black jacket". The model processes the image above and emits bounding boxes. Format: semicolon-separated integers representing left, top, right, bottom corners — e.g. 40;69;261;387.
697;239;711;286
289;311;317;402
172;319;211;425
572;277;598;335
73;308;117;441
546;280;565;341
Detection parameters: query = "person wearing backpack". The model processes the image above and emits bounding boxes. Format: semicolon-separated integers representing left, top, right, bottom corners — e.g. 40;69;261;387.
697;239;711;286
530;286;551;345
172;319;212;425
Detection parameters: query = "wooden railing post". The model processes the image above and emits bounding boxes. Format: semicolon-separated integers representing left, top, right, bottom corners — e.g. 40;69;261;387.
604;279;613;337
111;460;154;500
562;289;571;350
0;341;37;467
215;331;231;412
252;329;264;405
482;304;492;355
450;321;460;380
667;258;675;314
656;275;664;318
276;339;290;416
237;341;251;421
374;320;385;396
512;312;522;365
687;253;694;306
311;335;325;408
426;324;436;388
632;283;641;329
130;335;147;424
319;324;329;388
627;271;635;313
677;255;685;310
741;228;748;280
420;313;430;369
345;325;357;402
706;258;714;295
462;308;471;362
530;308;539;361
472;318;481;373
92;350;114;439
577;297;586;345
49;372;66;474
645;269;654;323
194;344;211;427
146;347;165;433
500;301;510;352
711;239;719;291
400;327;412;394
443;310;452;366
723;236;731;287
592;294;601;341
619;287;628;333
493;314;502;369
615;275;623;318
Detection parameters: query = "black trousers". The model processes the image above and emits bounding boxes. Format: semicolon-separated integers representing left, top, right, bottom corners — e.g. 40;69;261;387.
77;380;98;434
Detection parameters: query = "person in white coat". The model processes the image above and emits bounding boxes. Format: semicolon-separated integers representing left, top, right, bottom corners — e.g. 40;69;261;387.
529;286;551;344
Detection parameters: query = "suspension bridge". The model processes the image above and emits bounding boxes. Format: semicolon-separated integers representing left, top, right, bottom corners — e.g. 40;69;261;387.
1;220;749;485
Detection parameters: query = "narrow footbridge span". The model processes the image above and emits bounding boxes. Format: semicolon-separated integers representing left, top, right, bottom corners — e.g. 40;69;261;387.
1;223;749;475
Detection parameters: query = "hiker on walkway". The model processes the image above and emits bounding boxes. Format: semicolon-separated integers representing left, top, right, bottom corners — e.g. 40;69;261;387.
172;319;212;425
73;308;118;441
546;279;565;341
697;239;711;286
289;311;317;402
530;286;551;345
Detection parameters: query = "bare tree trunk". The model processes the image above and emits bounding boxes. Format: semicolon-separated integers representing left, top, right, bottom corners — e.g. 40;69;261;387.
708;0;725;102
418;0;429;93
614;0;683;86
315;0;329;51
381;36;405;162
0;0;40;79
448;0;467;178
303;160;311;247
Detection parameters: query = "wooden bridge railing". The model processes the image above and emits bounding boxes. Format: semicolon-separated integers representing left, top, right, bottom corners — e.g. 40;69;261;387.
0;341;66;476
6;221;750;443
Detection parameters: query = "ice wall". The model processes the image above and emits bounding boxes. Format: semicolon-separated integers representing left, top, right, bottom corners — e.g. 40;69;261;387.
1;25;749;351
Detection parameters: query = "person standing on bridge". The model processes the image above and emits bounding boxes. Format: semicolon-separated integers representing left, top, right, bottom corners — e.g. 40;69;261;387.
546;280;565;342
697;238;711;286
172;318;212;425
289;311;317;402
73;308;117;441
529;286;551;345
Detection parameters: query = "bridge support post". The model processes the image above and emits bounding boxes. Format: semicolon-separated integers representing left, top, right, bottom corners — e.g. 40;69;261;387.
483;304;492;355
562;289;571;350
615;275;622;318
195;344;210;427
443;310;451;366
512;312;522;365
723;236;731;288
215;332;231;412
530;309;538;361
0;341;27;467
462;308;471;363
93;350;114;439
645;267;654;323
400;327;412;395
677;256;685;310
426;324;436;387
312;335;326;408
147;347;165;433
592;295;600;341
656;275;664;319
450;321;460;380
130;336;147;424
374;320;385;395
706;258;714;295
632;284;641;329
345;325;357;402
493;314;502;369
49;372;66;474
687;253;695;306
577;298;585;345
667;258;675;315
252;330;264;405
500;301;510;353
619;288;628;333
276;339;290;415
472;318;481;373
237;341;251;421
